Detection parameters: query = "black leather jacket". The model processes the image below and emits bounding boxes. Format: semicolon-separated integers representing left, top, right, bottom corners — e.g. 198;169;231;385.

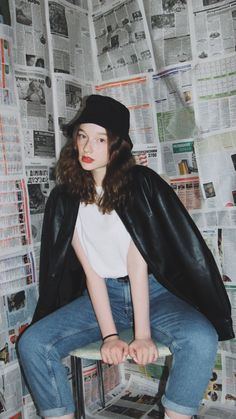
33;166;234;341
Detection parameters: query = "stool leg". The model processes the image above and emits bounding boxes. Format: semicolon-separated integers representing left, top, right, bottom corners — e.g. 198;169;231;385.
96;360;106;408
71;356;86;419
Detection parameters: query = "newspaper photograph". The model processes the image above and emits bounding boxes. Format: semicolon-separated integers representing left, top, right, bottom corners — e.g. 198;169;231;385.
144;0;192;70
48;0;94;80
0;110;24;176
9;0;49;69
0;0;11;27
152;64;196;143
0;178;31;254
192;0;236;60
92;0;155;81
96;75;159;149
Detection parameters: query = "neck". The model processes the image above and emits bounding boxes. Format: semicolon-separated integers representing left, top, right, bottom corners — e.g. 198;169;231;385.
92;168;106;187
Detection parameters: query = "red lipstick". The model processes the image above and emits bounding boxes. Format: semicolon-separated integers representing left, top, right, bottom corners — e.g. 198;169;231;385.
82;156;94;163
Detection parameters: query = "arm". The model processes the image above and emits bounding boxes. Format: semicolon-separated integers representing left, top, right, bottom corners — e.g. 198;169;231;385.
127;240;158;365
72;229;128;364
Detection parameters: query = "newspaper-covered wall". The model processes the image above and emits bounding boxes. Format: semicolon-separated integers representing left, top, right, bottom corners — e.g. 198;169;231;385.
1;0;236;418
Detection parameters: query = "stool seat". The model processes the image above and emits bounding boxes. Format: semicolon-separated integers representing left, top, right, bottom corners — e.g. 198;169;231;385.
70;327;171;360
70;328;171;419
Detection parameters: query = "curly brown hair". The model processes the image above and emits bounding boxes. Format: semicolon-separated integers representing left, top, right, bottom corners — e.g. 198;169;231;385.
56;126;135;213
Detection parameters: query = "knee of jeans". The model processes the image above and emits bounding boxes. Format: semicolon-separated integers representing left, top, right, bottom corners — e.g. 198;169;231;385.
17;325;42;362
184;320;218;360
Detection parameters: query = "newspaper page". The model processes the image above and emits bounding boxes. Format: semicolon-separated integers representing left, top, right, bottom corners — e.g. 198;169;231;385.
0;250;36;296
144;0;192;70
198;401;236;419
161;139;198;177
193;55;236;134
56;74;93;124
220;285;236;353
170;176;202;210
0;361;23;418
0;178;31;255
152;64;196;144
25;165;55;244
192;0;236;60
0;284;38;365
9;0;50;69
219;228;236;284
82;361;125;415
203;353;223;404
22;401;40;419
190;207;236;229
47;0;93;80
90;374;162;418
15;68;56;163
132;147;158;172
0;27;17;108
55;74;93;149
95;76;159;151
0;109;24;176
194;131;236;208
222;352;236;405
91;0;155;81
90;0;121;14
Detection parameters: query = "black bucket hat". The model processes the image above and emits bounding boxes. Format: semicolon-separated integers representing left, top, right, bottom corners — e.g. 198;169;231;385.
63;94;133;149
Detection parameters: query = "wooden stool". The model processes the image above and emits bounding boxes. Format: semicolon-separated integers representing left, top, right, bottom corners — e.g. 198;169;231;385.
70;328;171;419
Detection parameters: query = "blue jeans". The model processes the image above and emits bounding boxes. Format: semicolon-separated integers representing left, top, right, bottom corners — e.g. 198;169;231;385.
17;275;218;417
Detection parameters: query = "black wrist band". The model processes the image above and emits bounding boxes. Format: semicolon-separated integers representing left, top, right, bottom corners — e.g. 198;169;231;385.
102;333;119;341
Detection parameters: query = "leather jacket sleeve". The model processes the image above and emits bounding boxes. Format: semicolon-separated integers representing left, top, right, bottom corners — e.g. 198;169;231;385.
32;186;84;322
118;166;234;341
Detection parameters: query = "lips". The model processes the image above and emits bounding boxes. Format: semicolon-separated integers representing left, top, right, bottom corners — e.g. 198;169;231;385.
82;156;94;163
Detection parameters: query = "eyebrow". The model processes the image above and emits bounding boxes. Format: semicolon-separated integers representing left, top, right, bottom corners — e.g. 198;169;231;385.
78;128;107;136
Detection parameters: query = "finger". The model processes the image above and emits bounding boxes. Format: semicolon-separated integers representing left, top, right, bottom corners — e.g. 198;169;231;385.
129;347;138;363
122;347;129;362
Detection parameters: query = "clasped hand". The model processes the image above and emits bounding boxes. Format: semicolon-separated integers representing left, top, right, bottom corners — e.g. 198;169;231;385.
101;337;158;365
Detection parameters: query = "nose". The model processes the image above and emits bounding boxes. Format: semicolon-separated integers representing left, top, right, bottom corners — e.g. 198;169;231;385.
83;138;93;153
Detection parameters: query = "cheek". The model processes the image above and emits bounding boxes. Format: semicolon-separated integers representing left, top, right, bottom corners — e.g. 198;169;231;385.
76;142;83;156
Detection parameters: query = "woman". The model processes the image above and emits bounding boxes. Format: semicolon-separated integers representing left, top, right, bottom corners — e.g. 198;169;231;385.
18;95;234;419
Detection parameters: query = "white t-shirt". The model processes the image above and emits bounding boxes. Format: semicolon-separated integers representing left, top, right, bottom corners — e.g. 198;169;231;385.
75;190;131;278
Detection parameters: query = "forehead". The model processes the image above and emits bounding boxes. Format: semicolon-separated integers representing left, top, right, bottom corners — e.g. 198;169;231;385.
78;123;107;136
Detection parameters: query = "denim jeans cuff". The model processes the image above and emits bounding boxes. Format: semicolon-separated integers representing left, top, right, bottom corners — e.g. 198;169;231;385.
162;394;198;416
39;406;75;417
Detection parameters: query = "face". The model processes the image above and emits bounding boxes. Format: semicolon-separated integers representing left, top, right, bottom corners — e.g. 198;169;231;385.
76;123;109;185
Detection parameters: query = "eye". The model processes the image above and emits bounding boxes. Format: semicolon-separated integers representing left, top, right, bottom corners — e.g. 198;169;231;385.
77;132;86;140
